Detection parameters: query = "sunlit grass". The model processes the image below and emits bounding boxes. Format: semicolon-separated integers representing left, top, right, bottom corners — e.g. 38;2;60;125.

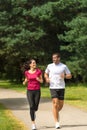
0;80;26;93
41;87;51;98
0;103;28;130
65;85;87;111
65;86;87;101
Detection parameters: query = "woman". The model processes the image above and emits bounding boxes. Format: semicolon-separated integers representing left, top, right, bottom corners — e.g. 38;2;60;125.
23;59;43;130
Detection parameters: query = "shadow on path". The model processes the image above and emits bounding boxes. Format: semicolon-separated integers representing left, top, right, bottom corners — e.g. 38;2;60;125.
0;98;28;110
0;97;51;110
61;124;87;128
37;124;87;130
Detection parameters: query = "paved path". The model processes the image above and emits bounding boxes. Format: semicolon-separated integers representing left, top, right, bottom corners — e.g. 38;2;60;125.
0;88;87;130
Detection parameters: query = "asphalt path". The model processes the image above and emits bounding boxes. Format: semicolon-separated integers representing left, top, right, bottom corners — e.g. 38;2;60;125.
0;88;87;130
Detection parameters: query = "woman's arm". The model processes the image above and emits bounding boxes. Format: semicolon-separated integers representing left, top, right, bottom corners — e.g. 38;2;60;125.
23;78;28;85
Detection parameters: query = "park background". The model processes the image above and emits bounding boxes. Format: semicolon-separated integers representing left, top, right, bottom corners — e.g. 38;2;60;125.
0;0;87;130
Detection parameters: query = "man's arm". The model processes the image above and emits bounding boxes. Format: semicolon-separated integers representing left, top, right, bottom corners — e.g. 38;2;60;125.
60;73;72;79
65;74;72;79
44;72;50;83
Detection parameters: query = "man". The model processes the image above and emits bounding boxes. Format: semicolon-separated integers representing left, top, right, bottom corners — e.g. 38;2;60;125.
44;53;72;129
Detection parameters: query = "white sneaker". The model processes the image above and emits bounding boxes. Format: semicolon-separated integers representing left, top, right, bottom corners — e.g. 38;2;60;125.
32;124;36;130
55;122;60;129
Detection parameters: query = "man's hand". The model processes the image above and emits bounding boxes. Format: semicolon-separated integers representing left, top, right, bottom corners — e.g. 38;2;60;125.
60;73;65;79
46;78;50;83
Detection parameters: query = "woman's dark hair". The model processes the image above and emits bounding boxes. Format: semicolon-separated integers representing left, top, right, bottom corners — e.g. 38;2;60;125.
29;58;37;64
22;58;37;74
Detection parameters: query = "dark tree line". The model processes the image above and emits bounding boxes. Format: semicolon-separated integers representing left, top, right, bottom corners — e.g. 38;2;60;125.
0;0;87;83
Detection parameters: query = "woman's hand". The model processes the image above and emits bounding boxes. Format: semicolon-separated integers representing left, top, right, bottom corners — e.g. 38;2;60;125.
23;81;26;85
23;78;27;85
36;77;39;81
36;75;43;83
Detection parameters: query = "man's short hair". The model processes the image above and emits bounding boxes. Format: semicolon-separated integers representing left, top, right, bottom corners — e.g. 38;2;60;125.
52;53;60;58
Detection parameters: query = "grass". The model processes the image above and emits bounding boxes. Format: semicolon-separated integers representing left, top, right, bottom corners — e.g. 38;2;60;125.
65;85;87;111
0;103;28;130
0;80;26;93
0;80;87;111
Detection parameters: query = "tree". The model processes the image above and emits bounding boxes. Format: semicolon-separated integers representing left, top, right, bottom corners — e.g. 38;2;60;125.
0;0;87;82
58;0;87;82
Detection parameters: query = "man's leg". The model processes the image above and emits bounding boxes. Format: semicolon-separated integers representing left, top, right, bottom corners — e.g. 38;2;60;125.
52;98;64;121
52;98;59;122
58;99;64;111
52;98;64;128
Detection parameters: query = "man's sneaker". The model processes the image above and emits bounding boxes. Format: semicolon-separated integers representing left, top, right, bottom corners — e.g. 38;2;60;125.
55;122;60;129
32;124;36;130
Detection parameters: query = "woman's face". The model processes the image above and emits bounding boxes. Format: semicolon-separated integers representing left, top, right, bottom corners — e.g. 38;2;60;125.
29;60;36;69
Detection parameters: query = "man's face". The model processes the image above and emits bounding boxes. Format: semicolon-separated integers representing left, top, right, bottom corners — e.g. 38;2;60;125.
52;55;60;64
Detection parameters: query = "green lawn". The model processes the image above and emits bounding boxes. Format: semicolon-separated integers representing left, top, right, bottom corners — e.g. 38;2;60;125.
0;80;26;93
65;85;87;111
0;80;87;111
0;103;28;130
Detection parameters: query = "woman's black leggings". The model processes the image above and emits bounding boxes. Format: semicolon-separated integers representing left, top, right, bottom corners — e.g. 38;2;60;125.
27;89;41;121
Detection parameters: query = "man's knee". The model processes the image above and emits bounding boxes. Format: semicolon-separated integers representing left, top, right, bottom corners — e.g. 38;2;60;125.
53;101;59;108
58;100;64;111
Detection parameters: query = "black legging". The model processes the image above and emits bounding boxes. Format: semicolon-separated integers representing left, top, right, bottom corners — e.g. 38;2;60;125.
27;89;41;121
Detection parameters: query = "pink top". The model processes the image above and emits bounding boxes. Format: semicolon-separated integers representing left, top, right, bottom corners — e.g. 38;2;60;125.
25;68;42;90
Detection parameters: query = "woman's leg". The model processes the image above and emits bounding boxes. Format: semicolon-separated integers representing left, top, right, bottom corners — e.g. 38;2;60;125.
27;90;41;121
27;90;41;130
27;90;35;122
34;90;41;111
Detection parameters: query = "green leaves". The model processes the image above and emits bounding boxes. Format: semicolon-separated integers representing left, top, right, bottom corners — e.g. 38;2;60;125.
58;1;87;82
0;0;87;82
30;2;53;20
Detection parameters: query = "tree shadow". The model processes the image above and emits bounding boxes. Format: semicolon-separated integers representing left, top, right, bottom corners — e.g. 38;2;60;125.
40;98;51;103
38;124;87;129
61;124;87;128
0;98;29;110
0;97;51;110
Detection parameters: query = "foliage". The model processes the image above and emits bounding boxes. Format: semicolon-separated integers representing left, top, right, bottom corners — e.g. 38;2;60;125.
0;0;87;82
58;1;87;82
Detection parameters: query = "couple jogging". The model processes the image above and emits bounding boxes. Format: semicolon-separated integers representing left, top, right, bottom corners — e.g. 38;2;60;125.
23;53;72;130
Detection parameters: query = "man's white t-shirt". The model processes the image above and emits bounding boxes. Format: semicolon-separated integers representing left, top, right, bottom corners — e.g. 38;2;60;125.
45;62;71;89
